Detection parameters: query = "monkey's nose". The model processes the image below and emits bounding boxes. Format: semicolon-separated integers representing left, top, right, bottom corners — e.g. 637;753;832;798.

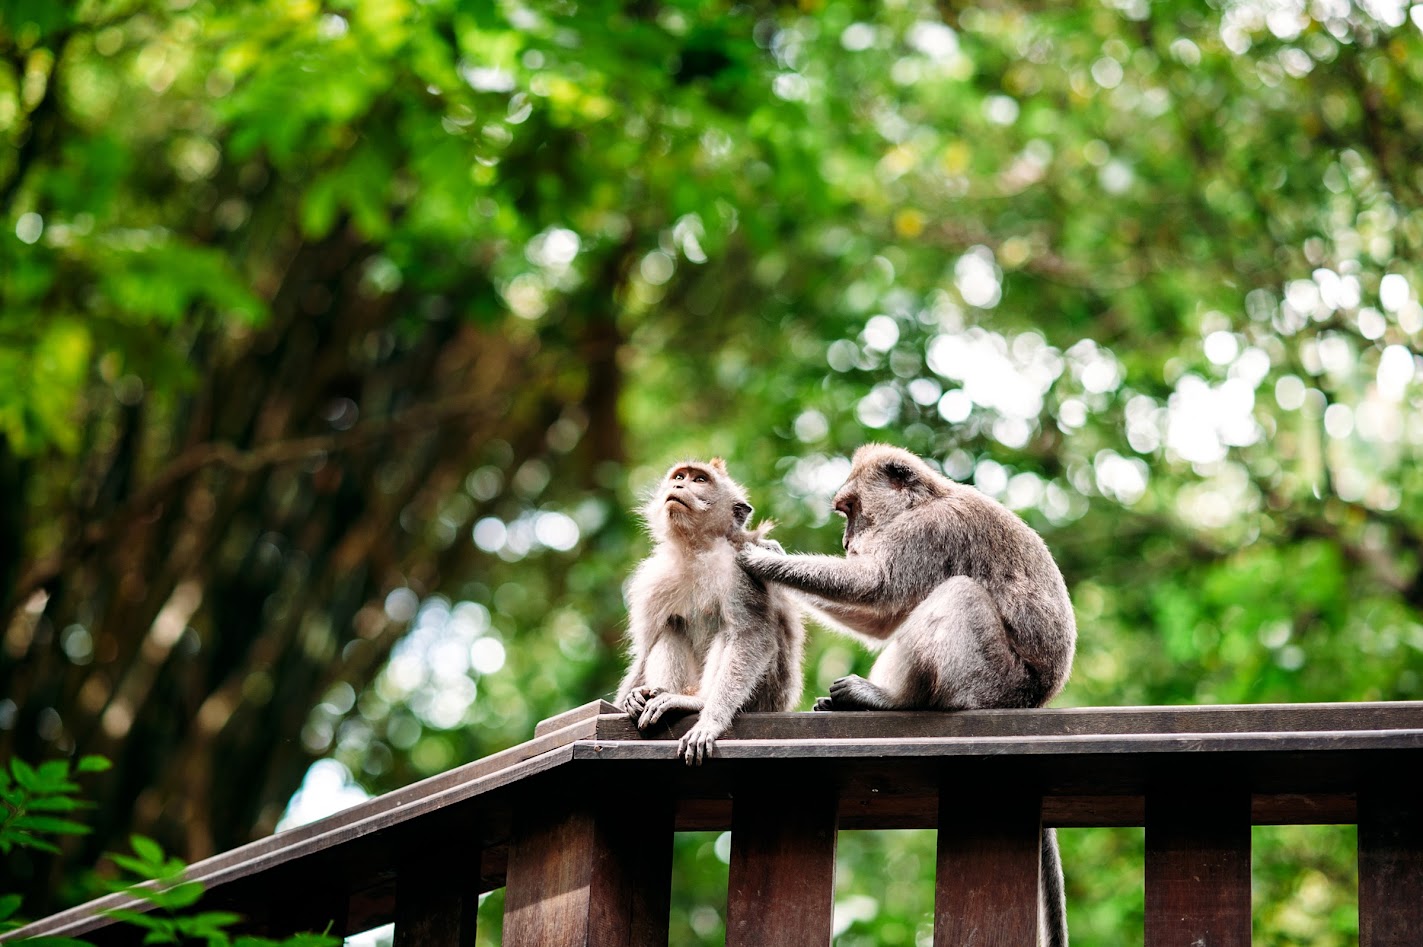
833;496;854;517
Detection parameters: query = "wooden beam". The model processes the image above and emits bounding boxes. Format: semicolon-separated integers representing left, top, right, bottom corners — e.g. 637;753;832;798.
1359;781;1423;947
726;780;838;947
1145;787;1250;947
597;702;1423;743
503;776;673;947
933;783;1042;947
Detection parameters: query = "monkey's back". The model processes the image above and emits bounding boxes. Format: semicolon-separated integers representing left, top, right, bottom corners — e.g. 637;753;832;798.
925;486;1077;699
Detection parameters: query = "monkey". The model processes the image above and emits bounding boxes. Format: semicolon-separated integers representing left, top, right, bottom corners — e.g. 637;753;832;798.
615;458;804;765
737;443;1076;946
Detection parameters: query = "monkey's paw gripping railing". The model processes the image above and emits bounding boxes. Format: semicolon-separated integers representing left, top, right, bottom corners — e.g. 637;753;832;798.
9;701;1423;946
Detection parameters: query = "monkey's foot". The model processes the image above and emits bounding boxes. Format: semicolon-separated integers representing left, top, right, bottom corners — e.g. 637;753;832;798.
824;674;895;711
678;721;722;766
812;696;836;712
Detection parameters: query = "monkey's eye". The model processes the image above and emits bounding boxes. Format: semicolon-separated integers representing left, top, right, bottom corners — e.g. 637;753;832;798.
693;474;708;483
672;473;685;480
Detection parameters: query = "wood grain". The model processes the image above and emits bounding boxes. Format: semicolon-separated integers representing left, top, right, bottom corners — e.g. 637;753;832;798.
933;784;1042;947
1145;787;1250;947
503;774;673;947
1358;780;1423;946
726;781;838;947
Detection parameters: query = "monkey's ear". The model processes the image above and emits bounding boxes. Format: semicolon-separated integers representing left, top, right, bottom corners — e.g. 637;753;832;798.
882;460;917;490
710;457;727;473
732;501;753;526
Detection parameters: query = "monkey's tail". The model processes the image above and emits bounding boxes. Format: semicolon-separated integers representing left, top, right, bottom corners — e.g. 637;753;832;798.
1040;827;1069;947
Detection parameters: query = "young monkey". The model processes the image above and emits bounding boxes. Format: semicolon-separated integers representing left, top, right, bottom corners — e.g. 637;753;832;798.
617;459;804;765
737;443;1076;947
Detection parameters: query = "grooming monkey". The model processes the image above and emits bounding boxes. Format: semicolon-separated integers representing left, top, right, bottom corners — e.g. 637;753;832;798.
737;443;1076;946
616;459;804;765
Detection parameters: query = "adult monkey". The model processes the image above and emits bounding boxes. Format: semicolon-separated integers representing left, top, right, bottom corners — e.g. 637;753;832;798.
737;443;1076;946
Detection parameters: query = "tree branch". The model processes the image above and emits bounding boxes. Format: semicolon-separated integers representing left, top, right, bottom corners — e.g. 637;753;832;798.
11;385;528;604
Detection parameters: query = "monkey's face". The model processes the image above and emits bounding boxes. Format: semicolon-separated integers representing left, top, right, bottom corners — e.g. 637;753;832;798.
834;445;941;552
645;461;752;543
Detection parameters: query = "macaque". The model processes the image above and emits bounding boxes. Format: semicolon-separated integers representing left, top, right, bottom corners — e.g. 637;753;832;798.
616;459;804;765
738;443;1075;945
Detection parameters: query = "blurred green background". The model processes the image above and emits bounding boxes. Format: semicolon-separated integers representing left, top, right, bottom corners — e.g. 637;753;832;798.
3;0;1422;942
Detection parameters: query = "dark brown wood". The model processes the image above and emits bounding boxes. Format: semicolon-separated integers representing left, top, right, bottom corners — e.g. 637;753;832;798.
726;780;838;947
393;860;476;947
1358;780;1423;946
596;701;1423;743
12;701;1422;944
933;782;1042;947
503;777;673;947
1145;787;1250;947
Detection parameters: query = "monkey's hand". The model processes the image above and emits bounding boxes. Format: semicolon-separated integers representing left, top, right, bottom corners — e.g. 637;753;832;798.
678;719;725;766
620;686;663;721
737;543;782;579
637;692;703;731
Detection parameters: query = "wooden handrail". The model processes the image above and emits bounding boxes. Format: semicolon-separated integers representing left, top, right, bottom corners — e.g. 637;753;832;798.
9;700;1423;946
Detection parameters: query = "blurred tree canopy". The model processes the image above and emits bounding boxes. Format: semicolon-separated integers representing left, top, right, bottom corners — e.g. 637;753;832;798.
3;0;1423;941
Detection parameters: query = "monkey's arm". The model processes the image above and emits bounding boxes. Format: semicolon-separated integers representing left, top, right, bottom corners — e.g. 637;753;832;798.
798;596;902;643
615;606;666;719
739;545;890;605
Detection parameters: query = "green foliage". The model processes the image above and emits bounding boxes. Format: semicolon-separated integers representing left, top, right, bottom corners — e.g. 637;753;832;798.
0;756;107;859
94;833;338;947
1;755;335;947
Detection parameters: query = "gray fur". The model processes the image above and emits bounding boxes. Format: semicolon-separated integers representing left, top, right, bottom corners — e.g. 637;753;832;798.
617;459;804;765
738;443;1075;946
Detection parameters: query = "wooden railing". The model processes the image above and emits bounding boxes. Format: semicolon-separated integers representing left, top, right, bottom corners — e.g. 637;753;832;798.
9;701;1423;946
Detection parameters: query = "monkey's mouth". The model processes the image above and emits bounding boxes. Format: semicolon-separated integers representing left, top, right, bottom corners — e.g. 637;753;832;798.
664;495;691;510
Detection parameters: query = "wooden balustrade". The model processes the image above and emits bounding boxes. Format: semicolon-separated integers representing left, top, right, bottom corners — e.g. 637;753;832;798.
8;700;1423;946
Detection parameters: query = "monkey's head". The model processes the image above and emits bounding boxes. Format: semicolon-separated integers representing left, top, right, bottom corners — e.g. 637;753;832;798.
644;458;754;545
832;444;948;552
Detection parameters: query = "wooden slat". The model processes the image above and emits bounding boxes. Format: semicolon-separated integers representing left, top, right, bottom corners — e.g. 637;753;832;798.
933;784;1042;947
1145;788;1250;947
10;741;576;941
1358;781;1423;947
578;728;1423;762
726;781;838;947
598;701;1423;743
393;859;476;947
503;774;673;947
536;699;620;738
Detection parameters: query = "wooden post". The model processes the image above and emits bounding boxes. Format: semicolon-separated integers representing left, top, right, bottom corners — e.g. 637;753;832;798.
393;857;477;947
1145;787;1250;947
503;784;673;947
1359;781;1423;946
726;779;839;947
933;783;1042;947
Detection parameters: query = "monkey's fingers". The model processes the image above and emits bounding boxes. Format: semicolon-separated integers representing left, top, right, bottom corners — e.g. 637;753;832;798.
638;701;668;730
812;696;836;712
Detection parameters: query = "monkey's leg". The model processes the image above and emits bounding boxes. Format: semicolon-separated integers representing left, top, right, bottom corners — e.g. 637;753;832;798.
825;576;1031;712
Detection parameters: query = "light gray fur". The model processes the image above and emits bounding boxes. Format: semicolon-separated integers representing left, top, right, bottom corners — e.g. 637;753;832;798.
617;459;804;765
738;443;1076;946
